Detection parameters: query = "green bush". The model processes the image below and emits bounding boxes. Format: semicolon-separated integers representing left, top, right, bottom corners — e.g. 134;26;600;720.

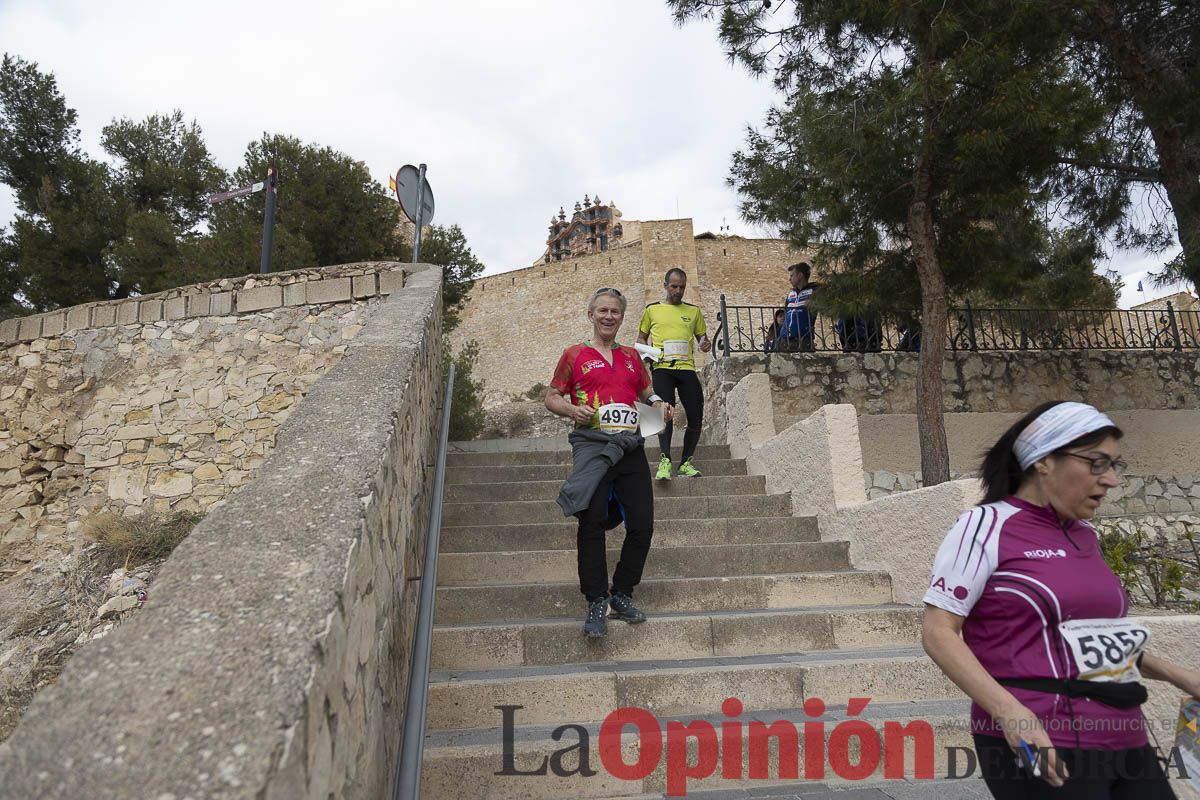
1100;523;1191;608
446;340;486;441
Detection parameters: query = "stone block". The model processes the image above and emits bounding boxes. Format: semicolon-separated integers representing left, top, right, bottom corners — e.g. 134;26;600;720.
379;270;405;295
351;274;377;299
164;296;188;320
91;304;117;327
65;306;91;331
283;282;307;306
40;312;66;337
138;300;163;323
209;291;233;315
18;315;42;340
183;292;209;318
237;285;283;313
0;317;20;342
116;300;139;325
306;278;352;305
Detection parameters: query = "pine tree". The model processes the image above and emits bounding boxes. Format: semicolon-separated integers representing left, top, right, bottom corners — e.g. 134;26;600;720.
670;0;1117;484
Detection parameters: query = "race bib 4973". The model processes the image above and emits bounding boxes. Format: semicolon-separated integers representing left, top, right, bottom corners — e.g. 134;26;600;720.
596;403;639;434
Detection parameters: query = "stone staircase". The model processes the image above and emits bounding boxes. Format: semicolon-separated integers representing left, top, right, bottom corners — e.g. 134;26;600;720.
421;442;984;798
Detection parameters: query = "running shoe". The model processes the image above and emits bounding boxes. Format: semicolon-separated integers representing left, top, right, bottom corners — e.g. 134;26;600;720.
677;459;702;477
583;598;608;638
608;592;647;624
655;455;673;480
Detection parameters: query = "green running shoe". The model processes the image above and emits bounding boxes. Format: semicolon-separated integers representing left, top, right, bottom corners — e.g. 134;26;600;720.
655;455;673;480
678;459;702;477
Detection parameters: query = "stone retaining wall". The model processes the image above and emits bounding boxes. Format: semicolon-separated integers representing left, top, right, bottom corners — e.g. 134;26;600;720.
702;350;1200;442
0;263;408;574
0;262;406;346
864;471;1200;515
0;266;444;799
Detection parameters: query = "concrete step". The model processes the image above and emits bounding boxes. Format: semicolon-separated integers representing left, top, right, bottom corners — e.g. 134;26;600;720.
446;459;749;484
678;778;995;799
431;606;921;671
434;572;894;625
442;494;792;527
438;542;851;587
420;698;974;799
446;444;732;467
444;475;767;503
440;517;821;554
426;647;959;730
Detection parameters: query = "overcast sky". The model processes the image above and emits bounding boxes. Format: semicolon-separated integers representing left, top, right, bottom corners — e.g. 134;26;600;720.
0;0;1190;308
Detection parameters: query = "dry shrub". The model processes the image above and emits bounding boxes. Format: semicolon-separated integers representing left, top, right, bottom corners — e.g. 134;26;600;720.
506;412;534;437
82;510;202;565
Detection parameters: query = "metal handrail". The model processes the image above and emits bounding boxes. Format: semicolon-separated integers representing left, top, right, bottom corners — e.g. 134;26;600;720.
393;363;455;800
713;302;1200;355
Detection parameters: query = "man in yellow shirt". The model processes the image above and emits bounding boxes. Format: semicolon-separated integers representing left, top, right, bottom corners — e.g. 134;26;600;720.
637;268;710;479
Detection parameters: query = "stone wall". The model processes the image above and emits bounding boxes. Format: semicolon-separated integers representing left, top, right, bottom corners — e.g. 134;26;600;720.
863;470;1200;516
701;350;1200;443
694;237;801;310
0;267;444;799
454;220;811;404
0;263;409;575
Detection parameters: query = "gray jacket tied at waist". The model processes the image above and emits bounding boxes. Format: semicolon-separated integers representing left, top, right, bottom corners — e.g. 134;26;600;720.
556;429;644;517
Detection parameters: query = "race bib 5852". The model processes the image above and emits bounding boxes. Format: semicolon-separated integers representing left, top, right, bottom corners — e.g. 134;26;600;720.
1058;618;1151;684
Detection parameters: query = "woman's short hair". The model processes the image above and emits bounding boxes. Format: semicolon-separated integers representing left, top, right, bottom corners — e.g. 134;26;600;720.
979;400;1123;504
588;287;627;314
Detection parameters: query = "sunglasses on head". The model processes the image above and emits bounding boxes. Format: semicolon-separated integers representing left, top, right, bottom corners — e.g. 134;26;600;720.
593;287;623;297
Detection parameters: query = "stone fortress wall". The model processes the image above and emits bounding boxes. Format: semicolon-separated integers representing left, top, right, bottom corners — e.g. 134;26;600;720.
0;263;408;572
454;218;808;402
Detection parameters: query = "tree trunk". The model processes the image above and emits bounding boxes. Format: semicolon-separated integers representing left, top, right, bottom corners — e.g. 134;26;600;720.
1087;1;1200;287
907;147;952;487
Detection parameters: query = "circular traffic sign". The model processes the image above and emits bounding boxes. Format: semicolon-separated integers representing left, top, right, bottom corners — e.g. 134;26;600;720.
396;164;435;226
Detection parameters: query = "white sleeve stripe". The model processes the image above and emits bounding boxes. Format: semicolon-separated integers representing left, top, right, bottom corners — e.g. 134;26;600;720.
970;507;1000;578
950;508;978;570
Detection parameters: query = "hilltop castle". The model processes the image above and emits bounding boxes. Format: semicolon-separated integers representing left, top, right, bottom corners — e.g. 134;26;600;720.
454;198;809;402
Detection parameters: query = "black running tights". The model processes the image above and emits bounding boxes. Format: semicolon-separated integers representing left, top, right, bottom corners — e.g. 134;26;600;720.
973;734;1177;799
652;368;703;463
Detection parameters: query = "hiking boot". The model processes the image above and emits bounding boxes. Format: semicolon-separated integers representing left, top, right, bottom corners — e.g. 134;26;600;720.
655;455;673;481
677;459;702;477
608;591;647;624
583;598;608;638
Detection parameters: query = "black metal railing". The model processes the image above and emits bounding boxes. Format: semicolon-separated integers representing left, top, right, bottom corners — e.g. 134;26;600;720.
393;363;455;800
713;295;1200;355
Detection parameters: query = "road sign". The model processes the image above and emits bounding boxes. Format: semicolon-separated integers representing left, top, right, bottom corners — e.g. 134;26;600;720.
395;164;435;226
207;181;266;205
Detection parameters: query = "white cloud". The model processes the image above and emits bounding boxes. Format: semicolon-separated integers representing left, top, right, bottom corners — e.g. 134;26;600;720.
0;0;779;273
0;0;1190;305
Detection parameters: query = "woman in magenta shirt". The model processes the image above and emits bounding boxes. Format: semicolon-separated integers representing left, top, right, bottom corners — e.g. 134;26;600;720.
923;400;1200;797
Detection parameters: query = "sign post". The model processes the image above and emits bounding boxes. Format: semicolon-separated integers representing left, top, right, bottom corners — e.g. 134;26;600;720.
259;167;278;274
206;168;278;274
395;164;435;263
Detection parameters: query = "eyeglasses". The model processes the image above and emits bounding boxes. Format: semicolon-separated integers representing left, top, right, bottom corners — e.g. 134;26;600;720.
1058;452;1128;476
593;287;622;297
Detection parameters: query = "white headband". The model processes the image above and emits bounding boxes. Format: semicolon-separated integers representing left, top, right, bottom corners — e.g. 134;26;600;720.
1013;402;1116;470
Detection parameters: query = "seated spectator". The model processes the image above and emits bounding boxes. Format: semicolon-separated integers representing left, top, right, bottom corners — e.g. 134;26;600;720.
837;315;883;353
897;322;921;352
764;309;785;352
